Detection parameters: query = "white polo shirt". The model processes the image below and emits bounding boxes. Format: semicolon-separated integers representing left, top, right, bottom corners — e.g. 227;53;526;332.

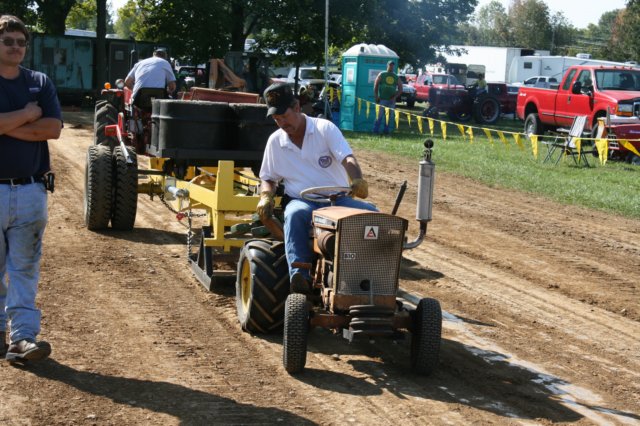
126;56;176;99
259;115;353;198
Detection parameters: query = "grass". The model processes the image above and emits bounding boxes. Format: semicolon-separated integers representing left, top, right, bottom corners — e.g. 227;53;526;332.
344;110;640;219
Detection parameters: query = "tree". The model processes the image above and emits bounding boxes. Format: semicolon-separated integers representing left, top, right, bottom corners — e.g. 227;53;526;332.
113;0;142;39
548;11;575;55
0;1;37;24
66;0;114;32
136;0;230;62
608;4;640;62
474;1;511;46
34;0;78;34
508;0;551;49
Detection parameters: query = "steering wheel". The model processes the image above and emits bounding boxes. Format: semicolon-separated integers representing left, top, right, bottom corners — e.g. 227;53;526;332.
300;186;352;204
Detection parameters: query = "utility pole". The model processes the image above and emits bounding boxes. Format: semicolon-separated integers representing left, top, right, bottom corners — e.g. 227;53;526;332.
96;0;107;91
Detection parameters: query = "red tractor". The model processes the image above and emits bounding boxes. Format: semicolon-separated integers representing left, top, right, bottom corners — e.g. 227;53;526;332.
422;85;501;125
94;80;167;155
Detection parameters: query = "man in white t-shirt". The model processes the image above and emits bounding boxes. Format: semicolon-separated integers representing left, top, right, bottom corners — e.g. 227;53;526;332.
257;82;376;294
124;48;176;102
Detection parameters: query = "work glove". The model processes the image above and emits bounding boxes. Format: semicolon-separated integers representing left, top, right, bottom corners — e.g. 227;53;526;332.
256;192;275;219
350;178;369;199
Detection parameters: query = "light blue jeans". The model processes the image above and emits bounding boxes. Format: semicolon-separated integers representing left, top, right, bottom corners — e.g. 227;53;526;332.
373;99;396;134
0;182;48;343
284;196;377;279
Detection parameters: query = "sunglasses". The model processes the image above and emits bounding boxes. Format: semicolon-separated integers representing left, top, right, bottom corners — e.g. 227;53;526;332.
0;37;27;47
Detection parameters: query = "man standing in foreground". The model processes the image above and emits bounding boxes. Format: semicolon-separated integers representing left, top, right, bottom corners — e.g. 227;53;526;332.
0;15;62;362
257;83;376;294
373;60;402;135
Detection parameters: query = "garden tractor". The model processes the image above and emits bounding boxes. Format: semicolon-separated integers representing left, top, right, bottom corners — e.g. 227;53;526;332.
236;140;442;375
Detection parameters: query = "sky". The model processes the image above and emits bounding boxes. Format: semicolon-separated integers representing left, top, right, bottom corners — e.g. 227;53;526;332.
476;0;627;27
110;0;627;28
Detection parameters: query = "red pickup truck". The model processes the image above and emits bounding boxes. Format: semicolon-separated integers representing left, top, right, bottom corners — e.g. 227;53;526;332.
517;65;640;161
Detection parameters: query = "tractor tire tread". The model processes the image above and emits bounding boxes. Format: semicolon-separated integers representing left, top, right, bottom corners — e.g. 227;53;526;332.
84;145;113;230
283;293;309;373
411;297;442;375
236;240;289;334
111;146;138;230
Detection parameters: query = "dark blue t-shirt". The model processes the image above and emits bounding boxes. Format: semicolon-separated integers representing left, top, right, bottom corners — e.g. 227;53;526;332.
0;66;62;179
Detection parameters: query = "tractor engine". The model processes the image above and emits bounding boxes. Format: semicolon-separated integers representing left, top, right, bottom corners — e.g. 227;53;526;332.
312;207;408;313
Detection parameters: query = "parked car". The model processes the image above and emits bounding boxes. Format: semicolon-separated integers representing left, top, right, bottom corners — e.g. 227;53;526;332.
413;73;465;102
284;66;327;99
398;75;417;108
523;75;559;88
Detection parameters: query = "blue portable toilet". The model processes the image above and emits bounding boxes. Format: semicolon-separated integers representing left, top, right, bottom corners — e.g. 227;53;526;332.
340;43;399;132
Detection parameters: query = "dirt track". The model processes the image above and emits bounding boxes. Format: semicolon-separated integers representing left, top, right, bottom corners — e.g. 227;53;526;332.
1;111;638;425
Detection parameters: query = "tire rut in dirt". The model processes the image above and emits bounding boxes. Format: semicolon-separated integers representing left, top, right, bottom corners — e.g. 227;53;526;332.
236;240;289;333
283;293;309;374
84;145;113;230
94;103;118;148
410;297;442;375
111;146;138;230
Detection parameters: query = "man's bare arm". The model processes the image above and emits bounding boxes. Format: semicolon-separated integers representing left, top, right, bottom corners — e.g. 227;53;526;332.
0;102;42;135
6;117;62;141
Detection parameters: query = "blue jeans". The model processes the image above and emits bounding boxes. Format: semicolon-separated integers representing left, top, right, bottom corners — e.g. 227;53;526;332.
373;99;396;134
284;196;377;279
0;182;48;343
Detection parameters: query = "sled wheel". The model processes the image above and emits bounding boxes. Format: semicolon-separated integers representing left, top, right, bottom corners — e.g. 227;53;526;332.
236;240;289;333
84;145;113;230
94;103;118;149
410;297;442;375
111;145;138;230
283;293;309;374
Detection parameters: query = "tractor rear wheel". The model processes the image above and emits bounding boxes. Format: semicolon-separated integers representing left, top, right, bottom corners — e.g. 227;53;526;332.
84;145;113;230
283;293;309;374
94;103;118;149
236;240;289;333
410;297;442;375
473;94;501;124
111;146;138;230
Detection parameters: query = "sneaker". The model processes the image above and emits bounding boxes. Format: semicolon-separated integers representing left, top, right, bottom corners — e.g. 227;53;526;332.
290;272;311;295
0;332;6;358
5;339;51;363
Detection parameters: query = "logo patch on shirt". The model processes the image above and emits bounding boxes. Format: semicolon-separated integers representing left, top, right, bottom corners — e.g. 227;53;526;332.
318;155;332;168
29;87;41;94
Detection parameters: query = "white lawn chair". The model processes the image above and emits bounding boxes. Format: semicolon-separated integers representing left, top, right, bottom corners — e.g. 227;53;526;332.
543;115;593;166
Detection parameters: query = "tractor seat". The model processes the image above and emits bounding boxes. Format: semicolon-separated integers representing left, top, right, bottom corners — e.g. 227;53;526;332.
132;88;167;110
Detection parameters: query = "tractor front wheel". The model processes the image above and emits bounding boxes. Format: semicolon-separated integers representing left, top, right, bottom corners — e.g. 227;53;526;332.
410;297;442;375
283;293;309;374
236;240;290;333
84;145;113;230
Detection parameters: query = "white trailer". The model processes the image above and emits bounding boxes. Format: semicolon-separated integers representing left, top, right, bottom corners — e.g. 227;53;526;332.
507;55;639;84
439;46;549;83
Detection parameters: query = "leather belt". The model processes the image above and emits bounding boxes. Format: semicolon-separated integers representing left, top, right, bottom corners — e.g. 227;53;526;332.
0;175;45;186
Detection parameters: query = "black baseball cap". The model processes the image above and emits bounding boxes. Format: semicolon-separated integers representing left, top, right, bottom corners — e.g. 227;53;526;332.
264;82;295;117
387;60;395;66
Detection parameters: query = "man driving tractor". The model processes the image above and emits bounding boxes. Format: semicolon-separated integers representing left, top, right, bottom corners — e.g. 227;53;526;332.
256;82;376;295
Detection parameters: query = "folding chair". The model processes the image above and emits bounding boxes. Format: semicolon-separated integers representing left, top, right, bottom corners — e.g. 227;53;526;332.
543;115;593;166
